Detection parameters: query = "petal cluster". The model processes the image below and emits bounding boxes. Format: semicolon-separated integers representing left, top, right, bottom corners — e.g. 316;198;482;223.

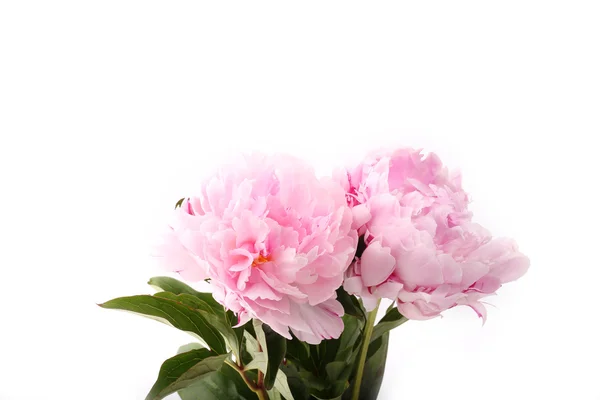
341;148;529;320
155;154;357;343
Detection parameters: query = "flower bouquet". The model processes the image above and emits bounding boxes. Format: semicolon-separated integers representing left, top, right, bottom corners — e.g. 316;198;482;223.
100;148;529;400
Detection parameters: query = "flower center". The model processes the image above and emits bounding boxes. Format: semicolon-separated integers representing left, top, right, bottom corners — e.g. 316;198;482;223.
252;253;270;267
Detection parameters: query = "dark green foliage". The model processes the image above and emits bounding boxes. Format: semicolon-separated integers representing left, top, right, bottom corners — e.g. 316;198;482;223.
145;349;228;400
178;362;260;400
174;198;185;209
371;307;408;342
262;324;287;390
101;276;403;400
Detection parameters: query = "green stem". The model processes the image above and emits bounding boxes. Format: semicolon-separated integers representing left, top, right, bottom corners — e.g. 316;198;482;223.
255;387;269;400
225;360;270;400
256;369;269;400
351;299;381;400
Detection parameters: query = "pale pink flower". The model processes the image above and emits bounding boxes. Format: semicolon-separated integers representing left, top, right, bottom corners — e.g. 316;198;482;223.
340;148;529;321
154;154;358;344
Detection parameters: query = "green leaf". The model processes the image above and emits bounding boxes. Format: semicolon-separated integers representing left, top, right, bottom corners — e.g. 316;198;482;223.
253;320;267;350
371;307;408;342
335;287;366;320
148;276;203;296
297;369;327;391
285;336;312;372
178;362;259;400
285;315;363;400
281;364;310;400
245;352;267;372
268;388;282;400
175;197;185;209
229;309;247;360
360;333;390;400
251;320;294;400
342;332;390;400
272;369;295;400
244;331;260;355
333;315;363;364
385;300;396;314
252;319;286;390
178;342;204;354
325;361;346;382
311;315;362;396
99;294;227;354
146;350;227;400
155;291;242;359
262;324;287;390
146;349;227;400
312;393;344;400
198;308;242;360
148;276;223;314
244;354;295;400
311;363;351;399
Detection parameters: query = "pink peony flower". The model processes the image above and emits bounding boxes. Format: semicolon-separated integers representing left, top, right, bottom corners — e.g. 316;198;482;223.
340;148;529;321
154;153;358;344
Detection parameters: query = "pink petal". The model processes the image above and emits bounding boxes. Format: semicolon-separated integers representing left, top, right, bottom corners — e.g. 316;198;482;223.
258;269;308;300
491;253;530;283
460;261;490;287
343;276;364;294
243;282;282;300
228;248;254;272
360;241;396;287
234;311;252;328
397;301;437;320
232;213;269;249
468;301;488;324
299;274;344;305
396;246;444;287
254;296;291;314
374;280;403;299
351;204;372;229
472;276;502;293
361;296;380;312
152;230;208;282
178;265;209;282
236;267;252;290
289;298;344;344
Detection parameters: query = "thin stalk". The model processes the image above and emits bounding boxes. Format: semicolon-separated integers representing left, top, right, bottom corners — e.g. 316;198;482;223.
225;360;270;400
257;369;267;399
351;299;381;400
255;386;269;400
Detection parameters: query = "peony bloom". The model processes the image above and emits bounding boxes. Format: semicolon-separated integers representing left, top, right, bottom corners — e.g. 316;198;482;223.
340;148;529;321
154;154;358;344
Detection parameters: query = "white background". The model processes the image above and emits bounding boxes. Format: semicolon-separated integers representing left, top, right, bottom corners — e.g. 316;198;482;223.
1;1;599;399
